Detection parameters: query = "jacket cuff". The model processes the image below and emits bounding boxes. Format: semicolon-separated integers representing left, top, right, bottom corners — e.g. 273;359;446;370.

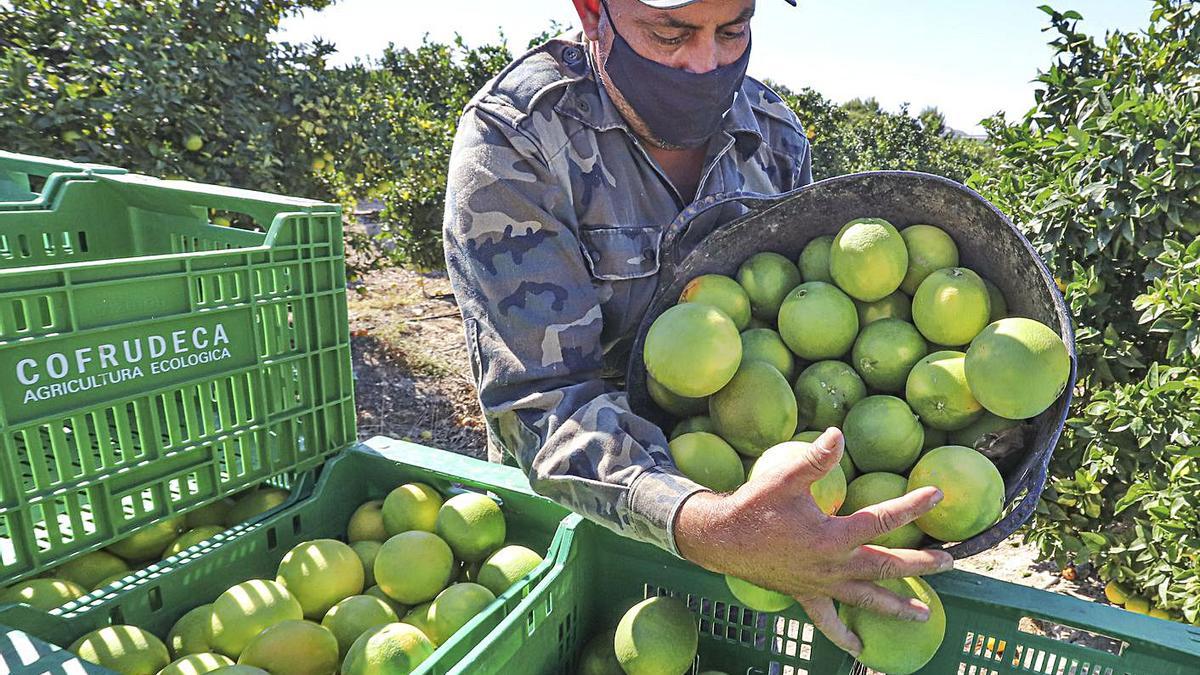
627;466;709;558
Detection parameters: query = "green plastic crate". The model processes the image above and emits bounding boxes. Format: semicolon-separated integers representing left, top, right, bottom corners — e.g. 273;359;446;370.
0;150;125;208
0;437;572;674
0;170;356;585
459;516;1200;675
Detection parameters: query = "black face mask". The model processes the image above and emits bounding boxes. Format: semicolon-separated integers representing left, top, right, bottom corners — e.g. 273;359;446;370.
599;0;751;148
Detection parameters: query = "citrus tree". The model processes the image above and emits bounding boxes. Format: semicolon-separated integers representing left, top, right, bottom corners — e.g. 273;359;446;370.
972;1;1200;621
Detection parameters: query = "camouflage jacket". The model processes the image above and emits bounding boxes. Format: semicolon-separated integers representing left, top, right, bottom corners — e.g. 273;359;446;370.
443;36;813;555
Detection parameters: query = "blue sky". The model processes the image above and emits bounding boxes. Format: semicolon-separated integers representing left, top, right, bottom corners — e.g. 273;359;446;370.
275;0;1154;135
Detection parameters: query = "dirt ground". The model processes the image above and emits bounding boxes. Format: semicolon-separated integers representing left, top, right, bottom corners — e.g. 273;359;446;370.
346;264;1111;638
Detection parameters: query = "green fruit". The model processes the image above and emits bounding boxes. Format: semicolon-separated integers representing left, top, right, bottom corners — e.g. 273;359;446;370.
949;412;1021;449
670;416;716;440
365;585;409;617
647;375;708;418
352;540;383;587
348;500;388;542
185;134;204;152
399;602;436;644
850;319;928;392
159;653;234;675
341;623;436;675
477;545;544;597
838;577;946;675
186;499;235;529
435;493;506;562
856;291;912;325
107;515;185;561
911;267;991;346
839;473;924;548
164;526;226;558
982;277;1008;322
614;596;699;675
577;629;624;675
745;317;771;330
375;531;454;605
679;274;752;330
277;538;365;619
426;582;495;644
737;251;803;320
843;396;924;473
964;318;1070;419
899;224;959;295
210;667;269;675
906;350;984;431
237;620;338;675
793;361;867;431
668;432;746;492
382;483;443;535
644;303;742;398
225;488;289;526
778;282;859;360
830;218;909;302
168;604;215;658
709;361;798;457
725;575;795;612
923;425;948;452
55;551;129;590
208;579;303;658
798;235;835;283
0;578;86;610
909;446;1005;542
740;328;797;380
322;595;399;659
71;625;171;675
749;441;847;515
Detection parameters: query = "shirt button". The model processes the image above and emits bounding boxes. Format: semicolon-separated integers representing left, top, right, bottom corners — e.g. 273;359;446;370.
563;46;582;64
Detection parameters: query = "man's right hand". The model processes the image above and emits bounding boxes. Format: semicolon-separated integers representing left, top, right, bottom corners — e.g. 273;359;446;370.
673;427;953;657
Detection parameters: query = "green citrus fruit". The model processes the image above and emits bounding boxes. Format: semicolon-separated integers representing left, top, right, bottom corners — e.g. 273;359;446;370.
949;411;1021;450
850;318;928;392
477;545;544;597
856;291;912;326
679;274;752;330
737;251;803;320
647;375;708;418
186;499;235;529
899;225;959;295
365;585;409;617
614;596;699;675
644;303;742;398
168;604;215;658
276;538;365;619
911;267;990;346
577;629;623;675
322;595;399;659
55;551;129;590
208;579;303;658
905;350;984;431
793;361;867;431
778;281;859;360
838;577;946;675
709;361;798;457
106;515;185;561
725;575;795;612
909;445;1005;542
923;425;948;452
843;396;924;473
184;135;204;152
352;540;383;587
375;531;454;605
839;473;924;548
71;625;171;675
342;623;436;675
669;416;716;440
382;483;443;535
798;235;835;283
0;578;85;610
426;582;495;645
348;500;388;542
982;277;1008;322
237;620;338;675
740;328;797;380
159;653;234;675
668;432;746;492
435;493;506;563
164;526;225;558
830;218;909;302
225;488;289;526
399;602;436;644
964;317;1070;419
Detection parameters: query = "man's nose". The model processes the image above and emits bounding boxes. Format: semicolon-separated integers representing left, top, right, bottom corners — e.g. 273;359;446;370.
678;39;721;74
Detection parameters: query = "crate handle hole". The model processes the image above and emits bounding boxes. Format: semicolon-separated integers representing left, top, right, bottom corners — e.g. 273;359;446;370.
266;527;278;551
148;586;163;611
1016;616;1126;657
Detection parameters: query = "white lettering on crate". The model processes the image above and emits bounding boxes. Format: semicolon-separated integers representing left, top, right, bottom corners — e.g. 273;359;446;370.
17;323;234;404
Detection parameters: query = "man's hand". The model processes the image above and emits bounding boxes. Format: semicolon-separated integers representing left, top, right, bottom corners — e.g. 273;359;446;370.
674;428;953;656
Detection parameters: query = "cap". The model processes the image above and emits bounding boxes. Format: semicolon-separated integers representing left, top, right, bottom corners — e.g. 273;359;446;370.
638;0;795;7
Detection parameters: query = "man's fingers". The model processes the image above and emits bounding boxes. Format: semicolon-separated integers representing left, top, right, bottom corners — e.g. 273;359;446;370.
797;595;862;657
836;486;943;546
844;545;955;580
746;427;845;493
830;580;932;622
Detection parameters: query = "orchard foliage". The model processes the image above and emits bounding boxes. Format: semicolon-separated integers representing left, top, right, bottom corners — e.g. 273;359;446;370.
972;0;1200;620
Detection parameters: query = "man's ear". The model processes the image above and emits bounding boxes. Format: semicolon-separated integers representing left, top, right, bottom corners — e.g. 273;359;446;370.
571;0;602;40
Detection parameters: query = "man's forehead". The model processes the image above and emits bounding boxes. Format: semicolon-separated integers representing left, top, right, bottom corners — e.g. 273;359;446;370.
615;0;759;27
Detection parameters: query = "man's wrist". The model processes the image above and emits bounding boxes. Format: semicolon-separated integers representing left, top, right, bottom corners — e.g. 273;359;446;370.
673;490;726;571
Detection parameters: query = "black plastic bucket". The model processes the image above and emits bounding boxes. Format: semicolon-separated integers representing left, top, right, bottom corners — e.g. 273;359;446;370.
626;171;1077;558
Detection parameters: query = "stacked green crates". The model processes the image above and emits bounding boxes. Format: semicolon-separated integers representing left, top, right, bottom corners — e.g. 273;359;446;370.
0;163;356;586
0;150;125;207
0;438;574;674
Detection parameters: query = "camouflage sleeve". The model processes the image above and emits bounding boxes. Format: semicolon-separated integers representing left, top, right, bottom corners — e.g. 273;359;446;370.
442;106;707;556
